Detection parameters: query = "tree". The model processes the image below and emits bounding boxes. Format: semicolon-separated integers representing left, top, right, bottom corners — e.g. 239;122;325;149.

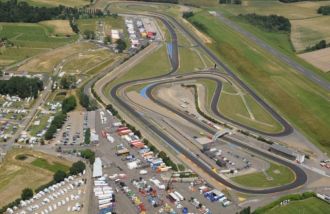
116;39;127;53
62;95;77;113
53;170;67;183
80;149;95;164
70;161;86;175
84;128;91;145
21;188;33;200
0;69;3;77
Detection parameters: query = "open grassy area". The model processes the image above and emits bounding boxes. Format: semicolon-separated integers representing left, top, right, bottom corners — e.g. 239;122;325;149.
0;148;71;207
231;162;295;188
189;11;330;155
0;22;77;67
198;79;283;133
266;197;330;214
40;20;75;36
16;42;95;73
31;158;69;173
77;16;125;34
62;48;115;75
118;44;170;83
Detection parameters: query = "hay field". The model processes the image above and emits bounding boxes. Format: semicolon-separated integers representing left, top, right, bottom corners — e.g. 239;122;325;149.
299;47;330;72
218;0;330;51
0;22;77;67
0;148;71;207
16;42;95;73
40;20;75;36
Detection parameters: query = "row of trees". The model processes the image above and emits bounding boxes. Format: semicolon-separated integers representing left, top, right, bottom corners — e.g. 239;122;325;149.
45;96;76;140
0;76;43;99
318;6;330;15
305;40;329;52
219;0;242;4
239;13;291;33
0;0;79;23
84;128;91;145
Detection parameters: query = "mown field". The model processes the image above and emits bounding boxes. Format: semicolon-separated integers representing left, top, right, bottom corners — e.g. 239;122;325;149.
266;197;330;214
0;22;77;67
189;11;330;155
231;162;295;188
0;148;71;207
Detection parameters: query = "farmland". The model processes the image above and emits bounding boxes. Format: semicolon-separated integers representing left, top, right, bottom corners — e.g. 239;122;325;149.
188;11;330;154
0;148;71;207
0;22;77;67
40;20;75;36
216;0;330;52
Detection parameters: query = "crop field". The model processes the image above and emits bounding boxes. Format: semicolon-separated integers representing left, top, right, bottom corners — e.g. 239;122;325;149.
198;79;283;134
16;42;96;73
0;148;71;207
189;11;330;154
217;0;330;52
40;20;75;36
299;47;330;72
266;197;330;214
0;22;77;67
231;162;295;188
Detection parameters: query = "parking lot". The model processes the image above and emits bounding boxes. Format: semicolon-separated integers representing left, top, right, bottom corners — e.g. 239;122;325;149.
92;108;236;213
55;112;85;146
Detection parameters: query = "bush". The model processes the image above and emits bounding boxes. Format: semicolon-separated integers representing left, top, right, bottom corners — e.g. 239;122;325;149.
116;39;127;53
318;6;330;15
53;170;67;183
182;11;194;19
305;40;329;52
70;161;86;175
21;188;33;200
15;154;27;160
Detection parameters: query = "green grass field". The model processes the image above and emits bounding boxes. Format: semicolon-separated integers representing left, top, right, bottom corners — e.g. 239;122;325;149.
31;158;69;173
77;16;125;33
188;11;330;155
0;22;77;67
198;79;283;133
231;162;295;188
266;197;330;214
118;44;170;83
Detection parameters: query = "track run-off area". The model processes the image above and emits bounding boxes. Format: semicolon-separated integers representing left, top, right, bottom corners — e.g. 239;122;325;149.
92;8;309;194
